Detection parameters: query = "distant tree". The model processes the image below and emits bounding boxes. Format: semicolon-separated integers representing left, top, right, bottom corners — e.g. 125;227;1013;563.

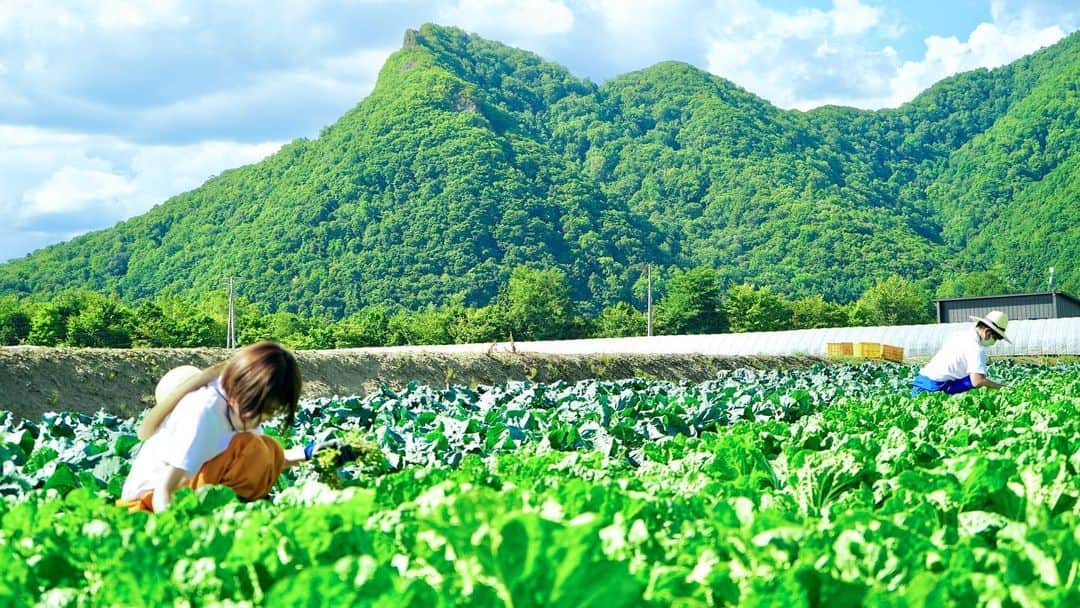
389;305;456;346
26;304;67;346
65;293;134;348
132;298;223;347
303;324;337;350
723;284;792;333
849;275;933;326
26;291;91;346
0;296;31;345
130;301;171;347
255;311;322;350
331;306;391;347
790;295;850;329
654;267;725;335
449;304;505;345
501;266;575;341
277;331;324;351
594;302;647;337
232;299;275;346
188;293;264;347
267;311;308;340
935;269;1015;298
170;306;224;348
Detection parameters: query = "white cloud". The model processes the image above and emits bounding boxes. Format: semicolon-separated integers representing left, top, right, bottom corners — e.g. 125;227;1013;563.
0;230;81;263
437;0;575;39
704;0;898;109
702;0;1076;110
126;51;389;143
830;0;880;36
772;7;831;38
887;16;1068;107
125;140;282;215
0;1;403;143
93;0;189;30
25;167;136;216
0;125;281;261
992;0;1080;29
576;0;713;68
585;0;696;34
319;48;396;82
0;1;17;34
815;40;838;57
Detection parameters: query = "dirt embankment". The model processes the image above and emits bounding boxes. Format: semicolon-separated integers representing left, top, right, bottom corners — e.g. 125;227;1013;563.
0;346;822;421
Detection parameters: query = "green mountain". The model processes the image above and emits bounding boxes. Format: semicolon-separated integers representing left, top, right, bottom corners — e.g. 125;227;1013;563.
1;24;1076;316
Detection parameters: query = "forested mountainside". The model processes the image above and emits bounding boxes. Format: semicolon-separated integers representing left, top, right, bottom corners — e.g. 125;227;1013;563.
1;24;1075;317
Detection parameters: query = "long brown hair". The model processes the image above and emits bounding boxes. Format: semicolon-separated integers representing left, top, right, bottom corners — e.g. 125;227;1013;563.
221;341;302;429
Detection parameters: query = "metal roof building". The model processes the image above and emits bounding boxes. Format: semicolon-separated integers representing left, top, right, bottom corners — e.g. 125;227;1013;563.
934;292;1080;323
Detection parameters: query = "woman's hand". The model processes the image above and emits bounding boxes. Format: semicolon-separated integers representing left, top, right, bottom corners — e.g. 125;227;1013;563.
152;466;190;512
283;439;361;468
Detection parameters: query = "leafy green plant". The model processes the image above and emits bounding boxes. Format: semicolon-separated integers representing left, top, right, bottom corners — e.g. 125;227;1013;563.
1;362;1078;605
311;429;389;489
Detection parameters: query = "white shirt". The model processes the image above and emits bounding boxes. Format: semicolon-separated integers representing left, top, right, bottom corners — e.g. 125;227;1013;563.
918;328;988;382
121;378;262;500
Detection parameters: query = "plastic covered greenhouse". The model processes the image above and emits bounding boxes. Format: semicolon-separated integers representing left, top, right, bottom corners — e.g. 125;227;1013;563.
363;318;1080;359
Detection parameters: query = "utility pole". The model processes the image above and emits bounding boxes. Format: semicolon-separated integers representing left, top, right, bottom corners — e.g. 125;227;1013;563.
226;277;237;349
1048;266;1055;290
646;263;653;337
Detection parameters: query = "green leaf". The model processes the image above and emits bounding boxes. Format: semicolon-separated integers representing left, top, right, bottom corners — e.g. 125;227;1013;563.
43;463;79;496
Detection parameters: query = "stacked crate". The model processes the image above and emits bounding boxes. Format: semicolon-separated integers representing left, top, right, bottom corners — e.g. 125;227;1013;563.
826;342;904;362
881;344;904;362
826;342;854;358
853;342;883;359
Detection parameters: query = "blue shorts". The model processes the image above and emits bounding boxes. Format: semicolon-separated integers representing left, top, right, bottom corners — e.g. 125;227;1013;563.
911;374;974;397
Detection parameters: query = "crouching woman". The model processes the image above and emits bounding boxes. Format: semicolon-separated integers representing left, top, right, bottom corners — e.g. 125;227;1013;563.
118;341;313;513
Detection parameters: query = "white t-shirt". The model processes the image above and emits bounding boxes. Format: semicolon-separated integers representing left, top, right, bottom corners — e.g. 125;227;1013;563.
121;378;262;500
918;328;988;382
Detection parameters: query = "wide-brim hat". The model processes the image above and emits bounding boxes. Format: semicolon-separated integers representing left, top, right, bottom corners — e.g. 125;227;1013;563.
138;362;227;440
969;310;1012;344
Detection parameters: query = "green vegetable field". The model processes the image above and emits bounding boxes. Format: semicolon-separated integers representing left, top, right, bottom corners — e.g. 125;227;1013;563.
2;362;1078;606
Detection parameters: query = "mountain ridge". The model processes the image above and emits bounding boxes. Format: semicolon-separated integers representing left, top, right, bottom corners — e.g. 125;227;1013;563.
1;24;1076;315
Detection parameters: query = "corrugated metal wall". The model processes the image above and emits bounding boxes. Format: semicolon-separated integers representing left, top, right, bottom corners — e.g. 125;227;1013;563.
940;294;1056;322
1058;294;1080;318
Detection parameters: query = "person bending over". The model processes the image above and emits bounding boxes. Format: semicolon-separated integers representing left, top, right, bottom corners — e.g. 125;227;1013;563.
119;341;325;512
911;310;1011;397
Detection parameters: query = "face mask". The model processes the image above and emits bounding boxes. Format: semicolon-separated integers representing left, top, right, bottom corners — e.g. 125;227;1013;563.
978;338;996;347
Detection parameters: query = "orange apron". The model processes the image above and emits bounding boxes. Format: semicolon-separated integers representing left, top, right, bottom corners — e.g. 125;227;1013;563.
118;432;285;512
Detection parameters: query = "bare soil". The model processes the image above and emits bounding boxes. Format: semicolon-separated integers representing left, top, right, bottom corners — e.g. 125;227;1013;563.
0;346;822;421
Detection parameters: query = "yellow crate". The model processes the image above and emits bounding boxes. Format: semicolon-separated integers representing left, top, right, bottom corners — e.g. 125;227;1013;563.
853;342;883;359
826;342;853;358
881;344;904;362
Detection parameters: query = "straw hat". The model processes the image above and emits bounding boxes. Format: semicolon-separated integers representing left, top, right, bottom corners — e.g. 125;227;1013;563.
138;362;226;440
969;310;1012;343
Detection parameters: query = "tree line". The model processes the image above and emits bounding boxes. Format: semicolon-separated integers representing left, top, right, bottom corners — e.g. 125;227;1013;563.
0;267;937;349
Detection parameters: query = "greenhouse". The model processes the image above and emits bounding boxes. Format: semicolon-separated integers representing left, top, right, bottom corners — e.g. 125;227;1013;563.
362;317;1080;359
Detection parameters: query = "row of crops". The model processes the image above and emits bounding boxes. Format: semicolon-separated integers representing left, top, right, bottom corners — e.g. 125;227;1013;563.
2;362;1078;606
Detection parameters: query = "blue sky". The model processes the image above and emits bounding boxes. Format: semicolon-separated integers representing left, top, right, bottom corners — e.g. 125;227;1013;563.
1;0;1077;263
